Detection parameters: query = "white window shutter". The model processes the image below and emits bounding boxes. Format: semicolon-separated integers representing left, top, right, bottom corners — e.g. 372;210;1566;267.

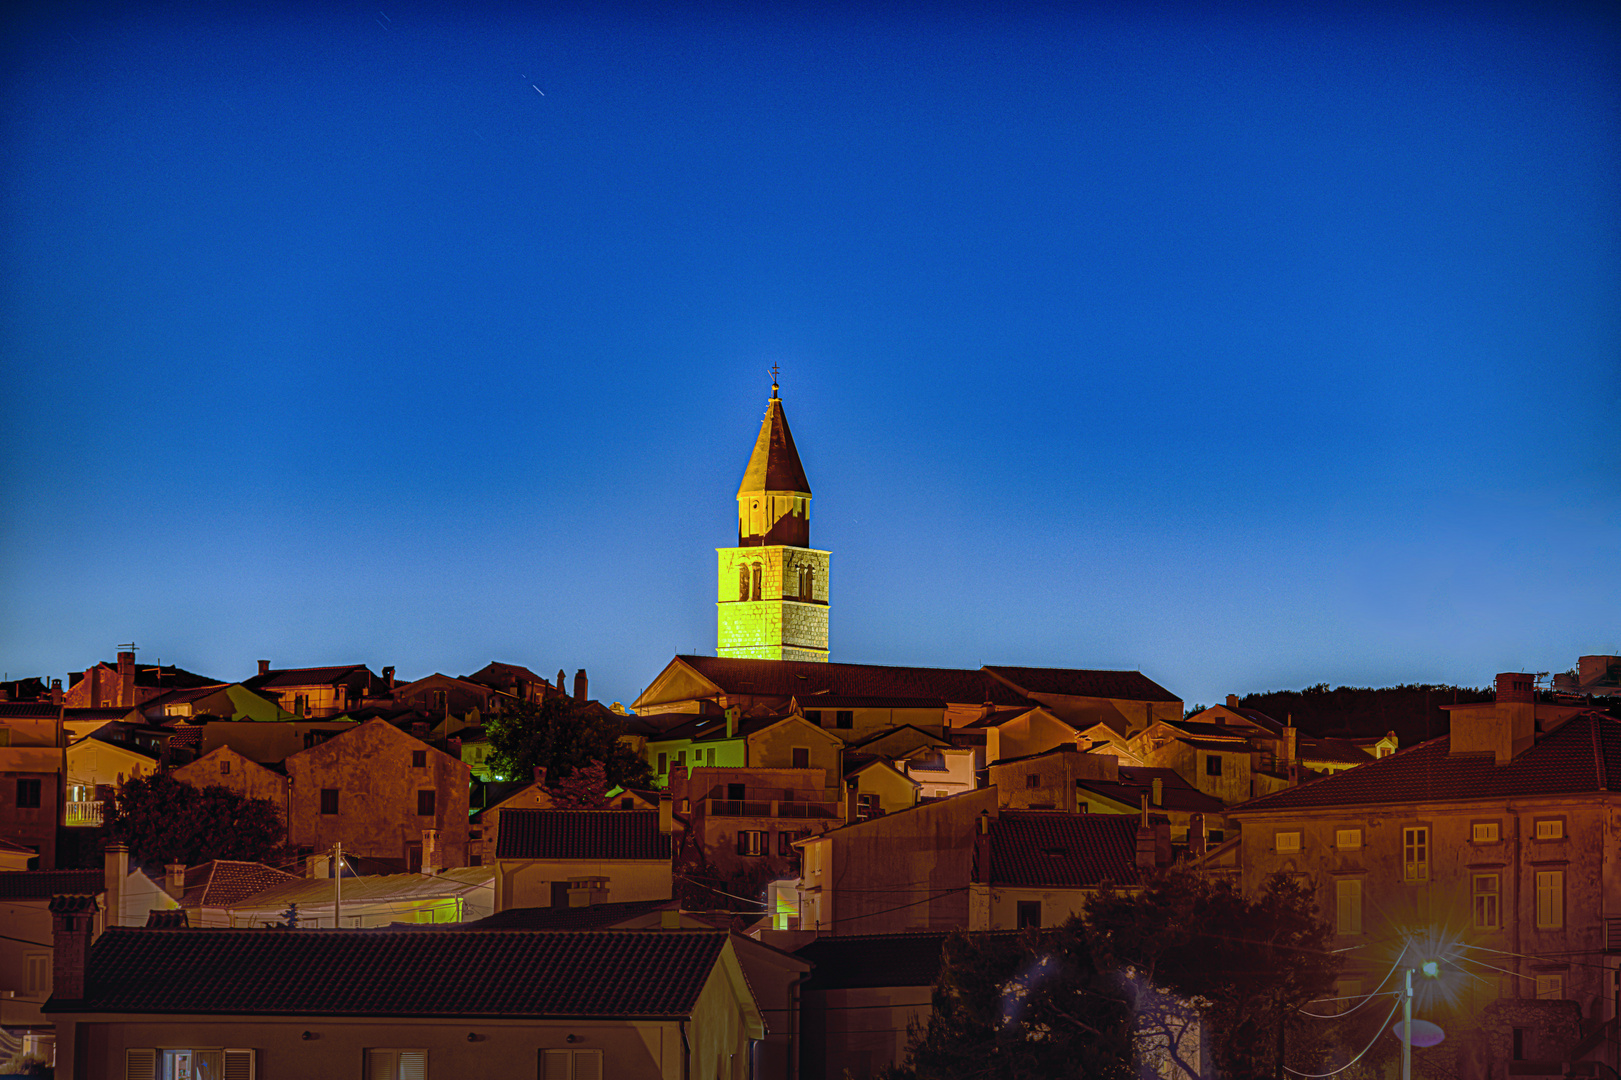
574;1050;603;1080
542;1049;574;1079
398;1050;428;1080
223;1050;256;1080
126;1049;157;1080
367;1050;400;1080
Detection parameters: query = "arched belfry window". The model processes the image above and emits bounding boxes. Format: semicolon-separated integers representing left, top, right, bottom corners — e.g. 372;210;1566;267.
739;564;751;602
751;563;763;602
803;566;815;601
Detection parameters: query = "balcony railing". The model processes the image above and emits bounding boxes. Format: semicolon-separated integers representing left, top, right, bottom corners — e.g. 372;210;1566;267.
703;799;838;820
65;801;104;827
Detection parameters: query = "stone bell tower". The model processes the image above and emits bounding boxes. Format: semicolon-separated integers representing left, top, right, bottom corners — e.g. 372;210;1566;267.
716;375;830;662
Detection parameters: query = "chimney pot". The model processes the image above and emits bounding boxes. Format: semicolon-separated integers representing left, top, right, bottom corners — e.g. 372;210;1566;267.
258;660;271;677
1226;694;1238;710
165;863;186;900
574;669;588;702
103;842;129;927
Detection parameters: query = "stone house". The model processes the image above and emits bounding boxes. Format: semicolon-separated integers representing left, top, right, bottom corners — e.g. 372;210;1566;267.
63;651;218;711
967;809;1166;930
1227;676;1621;1077
494;807;674;912
45;924;764;1080
242;661;381;718
668;766;840;884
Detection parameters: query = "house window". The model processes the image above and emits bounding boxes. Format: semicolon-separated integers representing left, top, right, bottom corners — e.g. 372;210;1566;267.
1016;900;1042;928
417;790;436;816
857;793;879;819
739;565;750;601
293;694;308;716
935;789;949;798
657;752;668;774
751;564;763;601
1334;828;1361;849
25;953;48;998
737;830;767;856
430;690;447;711
620;797;634;810
1025;773;1041;789
412;750;427;768
220;759;232;776
1205;755;1222;777
366;1049;428;1079
469;854;482;866
1535;871;1563;928
674;751;686;768
1534;818;1564;840
16;778;41;809
1512;1029;1526;1061
469;830;482;840
780;830;808;855
1275;832;1302;853
1471;821;1500;843
728;783;746;801
835;710;853;729
131;1049;257;1080
801;566;815;601
1473;874;1500;930
541;1048;603;1080
1535;974;1565;1000
805;710;822;726
320;788;339;815
792;747;810;769
1402;827;1428;881
1335;878;1362;934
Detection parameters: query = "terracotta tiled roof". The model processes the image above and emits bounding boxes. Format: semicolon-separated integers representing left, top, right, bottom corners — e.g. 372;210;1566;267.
181;861;297;908
980;812;1142;888
496;809;672;861
1295;735;1374;766
0;704;133;720
1099;767;1228;814
674;657;1032;708
1235;711;1621;812
959;706;1046;730
56;928;730;1017
145;910;189;928
166;726;202;748
1228;706;1284;734
796;931;1020;991
246;665;372;690
0;869;102;900
985;666;1181;704
1160;720;1253;741
738;395;811;495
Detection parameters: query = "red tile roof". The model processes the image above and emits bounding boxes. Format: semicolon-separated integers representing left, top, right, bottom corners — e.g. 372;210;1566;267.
54;928;730;1017
1235;711;1621;812
1296;734;1374;766
496;809;673;861
0;869;102;900
464;899;678;929
675;657;1032;707
985;666;1181;704
182;861;297;908
246;665;372;690
980;812;1143;888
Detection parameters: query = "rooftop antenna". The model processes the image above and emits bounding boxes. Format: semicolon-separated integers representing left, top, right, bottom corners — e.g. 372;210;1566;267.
117;642;138;655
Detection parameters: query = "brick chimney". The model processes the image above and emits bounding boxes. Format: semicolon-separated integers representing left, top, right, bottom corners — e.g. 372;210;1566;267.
557;669;567;695
117;651;136;708
49;895;100;1001
103;842;129;927
51;678;62;709
383;666;396;691
1226;694;1239;710
658;792;673;835
1453;673;1537;765
258;659;272;677
533;765;548;787
574;669;588;702
164;863;186;900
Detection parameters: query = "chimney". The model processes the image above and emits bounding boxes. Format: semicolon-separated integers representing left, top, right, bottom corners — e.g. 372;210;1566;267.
49;895;100;1001
574;669;588;703
1226;694;1238;710
1150;778;1163;807
1496;672;1535;704
51;678;62;709
725;706;738;739
1189;813;1207;860
1135;794;1157;871
420;829;440;875
259;659;271;677
557;669;567;694
533;765;548;788
164;863;186;901
383;666;396;690
118;651;136;708
104;842;129;927
658;792;673;835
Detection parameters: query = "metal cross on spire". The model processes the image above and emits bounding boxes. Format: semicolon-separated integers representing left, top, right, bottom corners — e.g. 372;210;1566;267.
770;363;780;398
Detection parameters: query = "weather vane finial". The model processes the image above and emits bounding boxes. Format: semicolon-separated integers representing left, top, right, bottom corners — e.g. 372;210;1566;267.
770;363;780;398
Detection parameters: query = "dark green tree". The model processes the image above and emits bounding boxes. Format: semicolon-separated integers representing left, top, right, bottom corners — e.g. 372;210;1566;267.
107;772;287;868
549;760;609;809
1087;866;1341;1080
882;925;1136;1080
484;696;653;793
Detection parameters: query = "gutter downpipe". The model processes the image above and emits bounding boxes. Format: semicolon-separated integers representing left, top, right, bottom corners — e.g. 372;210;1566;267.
681;1018;691;1080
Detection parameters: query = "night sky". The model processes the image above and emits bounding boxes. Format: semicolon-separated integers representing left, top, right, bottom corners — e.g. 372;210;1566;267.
3;1;1617;711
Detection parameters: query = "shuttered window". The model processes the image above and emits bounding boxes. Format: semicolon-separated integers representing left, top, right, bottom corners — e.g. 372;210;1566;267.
542;1049;604;1080
368;1049;428;1079
1335;879;1362;934
222;1050;256;1080
126;1049;156;1080
1535;871;1563;929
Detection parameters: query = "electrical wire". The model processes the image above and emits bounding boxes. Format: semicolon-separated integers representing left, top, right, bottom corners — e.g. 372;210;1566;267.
1297;941;1409;1019
1462;944;1620;972
1282;994;1402;1078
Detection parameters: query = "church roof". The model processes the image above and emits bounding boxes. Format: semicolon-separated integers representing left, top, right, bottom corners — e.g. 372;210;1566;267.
737;392;811;496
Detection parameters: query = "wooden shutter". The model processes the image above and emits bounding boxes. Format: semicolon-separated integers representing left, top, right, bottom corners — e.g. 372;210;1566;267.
368;1050;399;1080
126;1049;156;1080
398;1050;427;1080
542;1049;573;1079
574;1050;603;1080
223;1050;255;1080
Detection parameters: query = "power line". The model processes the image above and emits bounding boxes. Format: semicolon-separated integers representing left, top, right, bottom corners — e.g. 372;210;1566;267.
1298;942;1408;1020
1283;994;1402;1078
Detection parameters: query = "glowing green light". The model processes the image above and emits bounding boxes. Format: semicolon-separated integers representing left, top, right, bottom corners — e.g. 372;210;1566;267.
1421;960;1440;978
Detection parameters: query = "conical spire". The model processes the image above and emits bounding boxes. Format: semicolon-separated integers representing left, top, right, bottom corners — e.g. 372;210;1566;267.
737;392;811;498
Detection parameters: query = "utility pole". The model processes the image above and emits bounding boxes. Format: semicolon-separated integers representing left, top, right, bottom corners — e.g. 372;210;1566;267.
1401;968;1413;1080
333;841;343;929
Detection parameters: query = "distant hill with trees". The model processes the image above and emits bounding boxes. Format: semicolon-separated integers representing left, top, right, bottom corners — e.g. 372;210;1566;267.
1223;684;1497;748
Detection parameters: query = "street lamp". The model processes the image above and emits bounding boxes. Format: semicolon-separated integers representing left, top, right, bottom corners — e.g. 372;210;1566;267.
1396;960;1445;1080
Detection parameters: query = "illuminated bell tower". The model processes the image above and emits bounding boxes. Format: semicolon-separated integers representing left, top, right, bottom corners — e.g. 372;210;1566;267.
716;375;830;662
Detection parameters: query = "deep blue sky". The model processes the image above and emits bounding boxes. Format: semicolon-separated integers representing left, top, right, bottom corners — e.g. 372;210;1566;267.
3;1;1617;711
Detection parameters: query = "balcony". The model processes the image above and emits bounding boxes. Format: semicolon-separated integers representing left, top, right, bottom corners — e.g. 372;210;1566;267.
703;798;838;820
64;801;104;828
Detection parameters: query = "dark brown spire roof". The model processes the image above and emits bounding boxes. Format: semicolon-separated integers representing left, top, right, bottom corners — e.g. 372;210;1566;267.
737;393;811;496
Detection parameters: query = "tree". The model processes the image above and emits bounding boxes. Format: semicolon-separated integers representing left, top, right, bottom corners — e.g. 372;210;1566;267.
549;760;609;809
1087;866;1341;1080
108;772;287;868
484;696;653;792
882;925;1137;1080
